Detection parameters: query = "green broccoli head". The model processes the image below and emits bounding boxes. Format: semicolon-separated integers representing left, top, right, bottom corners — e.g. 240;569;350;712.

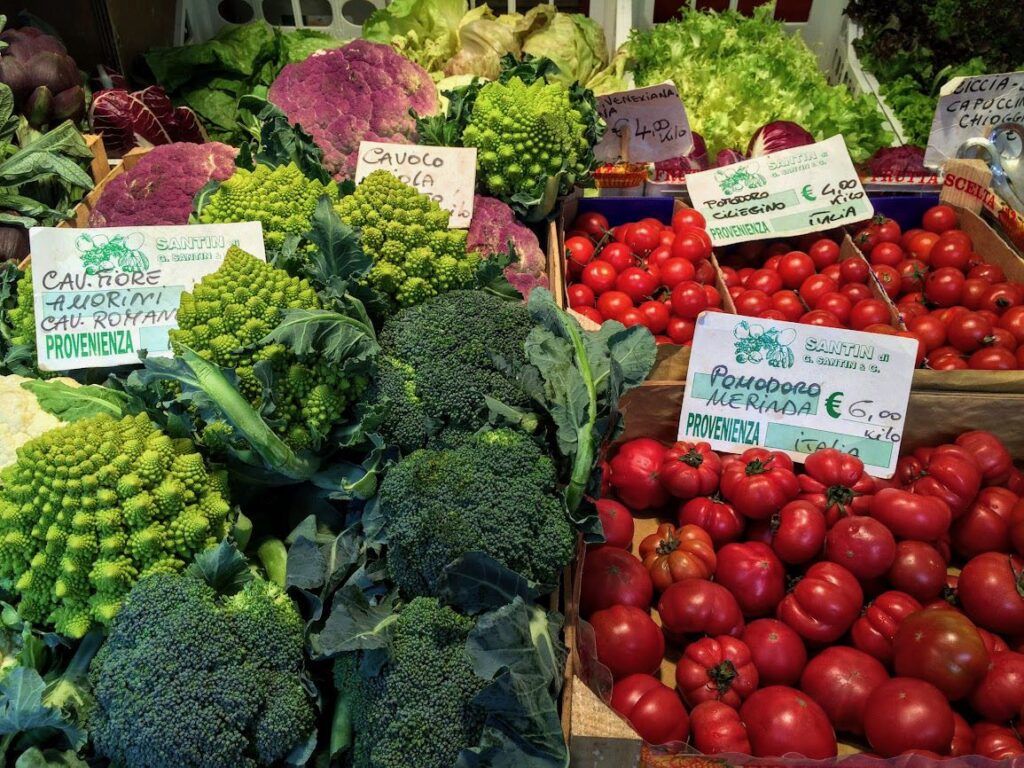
463;76;590;201
170;246;365;451
372;289;534;451
379;429;574;596
334;170;480;309
0;413;231;638
333;596;487;768
89;571;315;768
197;162;339;251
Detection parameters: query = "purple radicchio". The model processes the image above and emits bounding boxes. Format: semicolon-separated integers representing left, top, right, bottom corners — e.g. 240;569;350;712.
747;121;816;158
468;195;548;298
651;131;709;181
89;85;207;157
715;148;747;167
267;40;438;181
89;142;237;227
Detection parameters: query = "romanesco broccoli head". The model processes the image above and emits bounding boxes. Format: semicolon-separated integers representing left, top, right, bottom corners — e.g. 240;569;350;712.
463;76;590;201
5;268;55;379
170;246;365;451
197;162;339;250
89;571;315;768
332;596;487;768
379;429;575;596
371;289;534;451
0;413;231;637
334;170;480;308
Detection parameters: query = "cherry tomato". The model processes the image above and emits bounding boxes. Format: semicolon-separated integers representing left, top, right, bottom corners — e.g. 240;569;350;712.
599;242;636;272
573;305;603;325
667;316;695;345
969;263;1005;283
566;236;595;272
741;686;837;759
814;292;852;325
673;207;707;232
849;298;891;330
741;618;807;687
908;231;940;262
864;678;954;757
981;282;1023;314
799;274;838;306
671;281;709;319
922;204;958;233
659;257;696;289
638;300;670;334
872;264;901;299
841;282;873;304
648;244;673;269
947;310;994;353
733;289;772;317
800;309;842;327
573;211;610;240
840;256;870;285
969;347;1018;369
624;221;660;257
769;290;804;322
591;604;665;679
777;251;815;289
929;233;971;271
924;266;966;307
581;260;617;294
800;646;888;735
960;277;991;310
897;258;928;294
615;267;658;303
808;238;841;270
875;217;902;243
852;590;922;664
746;268;783;296
870;241;905;267
565;284;594;310
906;315;946;352
610;674;689;745
694;258;717;284
901;227;925;250
704;284;722;308
893;609;990;699
596;290;633;321
672;226;712;262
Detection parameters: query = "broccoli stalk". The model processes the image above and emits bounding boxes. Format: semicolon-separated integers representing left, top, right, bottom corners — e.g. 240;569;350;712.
561;316;599;516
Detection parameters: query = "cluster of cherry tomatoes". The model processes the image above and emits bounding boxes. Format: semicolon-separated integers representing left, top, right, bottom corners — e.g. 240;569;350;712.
853;205;1024;371
564;209;721;344
583;432;1024;760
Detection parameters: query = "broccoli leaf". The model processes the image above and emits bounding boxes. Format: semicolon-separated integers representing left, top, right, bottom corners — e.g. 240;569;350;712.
236;95;332;184
262;309;377;368
437;553;540;615
20;380;142;422
187;540;253;595
0;669;84;754
14;748;89;768
305;197;370;279
313;586;400;659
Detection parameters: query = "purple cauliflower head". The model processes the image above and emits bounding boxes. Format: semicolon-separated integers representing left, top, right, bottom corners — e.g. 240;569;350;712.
0;26;85;128
468;195;549;298
267;40;438;181
89;141;238;227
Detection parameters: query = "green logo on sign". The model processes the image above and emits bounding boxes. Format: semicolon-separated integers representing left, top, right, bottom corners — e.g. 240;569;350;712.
733;321;796;369
76;232;148;275
715;165;767;195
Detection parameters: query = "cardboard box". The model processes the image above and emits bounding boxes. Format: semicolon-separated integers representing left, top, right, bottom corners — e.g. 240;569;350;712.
565;379;1024;767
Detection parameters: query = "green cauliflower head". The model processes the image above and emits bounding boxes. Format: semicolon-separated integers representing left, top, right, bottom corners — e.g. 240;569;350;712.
170;246;364;451
197;162;339;250
0;412;231;637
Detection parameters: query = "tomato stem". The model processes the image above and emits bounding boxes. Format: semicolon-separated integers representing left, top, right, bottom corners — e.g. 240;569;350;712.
709;660;737;694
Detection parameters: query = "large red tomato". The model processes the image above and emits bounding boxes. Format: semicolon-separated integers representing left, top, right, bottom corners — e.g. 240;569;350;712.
608;438;669;511
676;635;759;709
969;651;1024;722
799;646;889;735
777;562;863;644
658;579;744;639
901;444;983;517
595;498;635;549
950;713;975;757
677;496;745;547
638;523;716;591
958;552;1024;635
824;516;897;580
689;700;751;755
887;540;947;602
590;605;665;679
869;488;952;541
714;542;786;617
659;441;721;499
580;547;653;617
740;686;837;759
610;673;689;745
1013;500;1024;556
798;448;875;522
955;430;1013;486
741;618;807;686
952;486;1019;559
864;678;954;757
769;501;826;565
974;723;1024;760
851;590;922;664
720;448;800;520
892;608;990;699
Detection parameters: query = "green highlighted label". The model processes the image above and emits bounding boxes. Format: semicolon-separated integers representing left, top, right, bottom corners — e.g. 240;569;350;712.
765;423;895;467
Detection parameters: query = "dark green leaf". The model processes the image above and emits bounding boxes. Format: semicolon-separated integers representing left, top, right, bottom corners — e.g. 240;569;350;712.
14;748;88;768
20;380;142;422
305;197;371;281
0;669;83;749
186;540;253;595
313;586;399;658
437;554;540;615
261;309;377;367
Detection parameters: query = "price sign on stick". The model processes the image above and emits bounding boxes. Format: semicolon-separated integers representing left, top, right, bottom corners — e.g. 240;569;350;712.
29;222;265;372
924;71;1024;170
677;313;917;478
356;141;476;228
595;83;693;163
687;135;873;246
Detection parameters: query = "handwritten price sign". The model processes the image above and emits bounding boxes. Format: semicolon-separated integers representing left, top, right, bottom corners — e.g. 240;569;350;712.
595;83;693;164
687;135;873;246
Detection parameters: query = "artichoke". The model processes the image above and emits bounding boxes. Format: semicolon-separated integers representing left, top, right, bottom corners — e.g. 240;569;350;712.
0;25;85;128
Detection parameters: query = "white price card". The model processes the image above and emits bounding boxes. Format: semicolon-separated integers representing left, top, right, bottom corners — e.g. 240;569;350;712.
677;313;918;478
924;71;1024;170
687;135;873;246
28;222;265;372
595;83;693;163
355;141;476;228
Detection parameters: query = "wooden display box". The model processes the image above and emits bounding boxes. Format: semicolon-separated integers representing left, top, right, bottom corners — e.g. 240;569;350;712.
564;379;1024;767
